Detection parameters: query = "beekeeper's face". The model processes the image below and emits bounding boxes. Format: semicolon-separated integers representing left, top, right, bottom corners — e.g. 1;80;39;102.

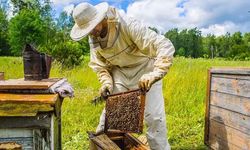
90;22;103;37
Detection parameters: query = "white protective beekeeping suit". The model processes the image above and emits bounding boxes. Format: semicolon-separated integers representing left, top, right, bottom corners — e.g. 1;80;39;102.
89;6;175;150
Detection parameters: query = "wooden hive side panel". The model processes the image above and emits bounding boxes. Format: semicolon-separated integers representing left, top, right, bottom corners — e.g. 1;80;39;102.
211;74;250;97
206;70;250;150
209;120;250;150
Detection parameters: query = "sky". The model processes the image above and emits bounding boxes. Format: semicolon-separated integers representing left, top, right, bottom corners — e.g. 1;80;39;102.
4;0;250;36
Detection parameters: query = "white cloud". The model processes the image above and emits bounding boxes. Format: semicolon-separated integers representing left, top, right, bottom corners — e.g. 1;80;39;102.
201;21;250;36
200;22;239;36
63;4;74;15
51;0;83;5
127;0;182;31
125;0;250;36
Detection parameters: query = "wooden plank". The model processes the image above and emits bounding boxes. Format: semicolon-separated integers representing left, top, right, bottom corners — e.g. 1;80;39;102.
211;76;250;97
210;105;250;134
0;103;54;116
210;68;250;75
0;94;59;116
0;89;51;94
209;134;242;150
0;78;62;90
0;114;51;128
52;114;60;150
0;94;58;104
210;91;250;116
0;142;22;150
204;69;212;145
212;74;250;81
0;129;33;137
124;133;149;150
91;134;121;150
209;120;250;149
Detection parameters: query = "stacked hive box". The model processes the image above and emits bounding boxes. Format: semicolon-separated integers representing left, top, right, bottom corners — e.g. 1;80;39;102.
205;68;250;150
0;78;63;150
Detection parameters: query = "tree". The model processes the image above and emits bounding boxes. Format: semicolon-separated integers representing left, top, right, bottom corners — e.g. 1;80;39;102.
10;0;40;14
243;33;250;47
10;0;51;16
0;7;10;55
203;34;216;58
174;28;203;58
8;9;47;56
165;28;179;55
230;32;249;60
187;28;203;58
216;33;231;58
177;29;189;57
56;11;74;34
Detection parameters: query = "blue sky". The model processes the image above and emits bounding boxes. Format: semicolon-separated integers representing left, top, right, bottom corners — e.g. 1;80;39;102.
52;0;133;15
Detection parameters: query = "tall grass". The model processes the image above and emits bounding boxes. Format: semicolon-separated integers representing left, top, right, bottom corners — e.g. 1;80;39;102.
0;56;250;150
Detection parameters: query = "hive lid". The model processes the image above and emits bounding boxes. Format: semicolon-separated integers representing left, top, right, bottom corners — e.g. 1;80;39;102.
0;78;62;90
105;89;146;133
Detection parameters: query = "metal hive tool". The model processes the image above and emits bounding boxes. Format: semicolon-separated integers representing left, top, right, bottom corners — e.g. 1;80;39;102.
105;89;146;133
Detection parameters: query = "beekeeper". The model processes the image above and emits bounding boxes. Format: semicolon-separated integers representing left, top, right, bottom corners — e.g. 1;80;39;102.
70;2;175;150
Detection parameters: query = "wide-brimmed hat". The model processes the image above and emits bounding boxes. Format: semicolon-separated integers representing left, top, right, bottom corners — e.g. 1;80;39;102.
70;2;109;41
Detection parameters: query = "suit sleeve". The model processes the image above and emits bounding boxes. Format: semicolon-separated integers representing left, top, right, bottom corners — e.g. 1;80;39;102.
126;18;175;79
88;43;113;90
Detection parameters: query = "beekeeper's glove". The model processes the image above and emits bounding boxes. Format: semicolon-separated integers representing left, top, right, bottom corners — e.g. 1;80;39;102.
100;84;112;99
138;73;161;92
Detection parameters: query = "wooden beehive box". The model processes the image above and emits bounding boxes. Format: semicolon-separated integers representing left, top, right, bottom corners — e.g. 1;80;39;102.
88;131;149;150
88;89;148;150
0;78;63;150
204;68;250;150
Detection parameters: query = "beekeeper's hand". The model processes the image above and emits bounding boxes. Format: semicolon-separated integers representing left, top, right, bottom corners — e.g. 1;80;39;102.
139;73;161;92
100;84;112;100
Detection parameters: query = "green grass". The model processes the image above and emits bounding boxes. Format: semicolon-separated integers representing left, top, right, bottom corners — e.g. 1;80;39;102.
1;56;250;150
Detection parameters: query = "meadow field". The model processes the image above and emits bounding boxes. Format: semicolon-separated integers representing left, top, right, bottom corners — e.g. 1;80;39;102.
1;57;250;150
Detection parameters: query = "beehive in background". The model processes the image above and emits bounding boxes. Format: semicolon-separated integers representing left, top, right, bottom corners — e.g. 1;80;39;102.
0;78;63;150
205;68;250;150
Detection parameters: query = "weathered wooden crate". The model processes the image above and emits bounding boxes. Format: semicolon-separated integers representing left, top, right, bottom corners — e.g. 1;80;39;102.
0;79;63;150
88;131;149;150
89;89;148;150
204;68;250;150
105;89;146;133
